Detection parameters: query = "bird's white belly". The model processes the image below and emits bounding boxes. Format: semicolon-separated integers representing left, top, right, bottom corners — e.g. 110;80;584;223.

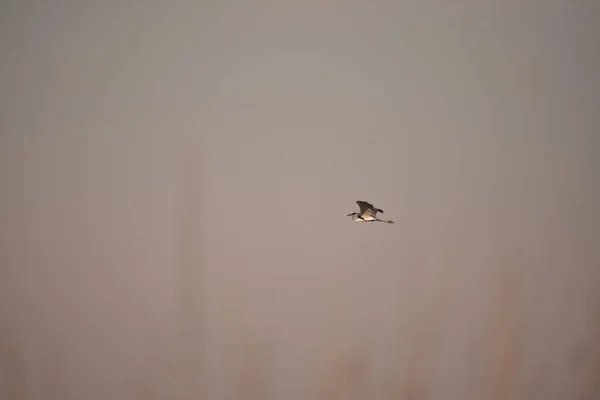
361;214;376;221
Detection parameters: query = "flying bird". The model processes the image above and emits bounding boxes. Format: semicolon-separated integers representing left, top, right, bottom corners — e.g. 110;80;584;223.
347;200;394;224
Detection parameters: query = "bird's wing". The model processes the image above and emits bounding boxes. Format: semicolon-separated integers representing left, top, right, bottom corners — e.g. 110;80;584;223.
356;200;374;214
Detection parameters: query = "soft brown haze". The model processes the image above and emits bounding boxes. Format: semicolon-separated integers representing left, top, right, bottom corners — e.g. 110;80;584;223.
1;1;599;399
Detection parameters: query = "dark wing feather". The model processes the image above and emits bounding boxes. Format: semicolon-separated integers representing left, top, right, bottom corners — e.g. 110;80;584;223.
355;201;373;214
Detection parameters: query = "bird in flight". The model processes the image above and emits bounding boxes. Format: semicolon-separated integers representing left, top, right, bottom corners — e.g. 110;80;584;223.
347;200;394;224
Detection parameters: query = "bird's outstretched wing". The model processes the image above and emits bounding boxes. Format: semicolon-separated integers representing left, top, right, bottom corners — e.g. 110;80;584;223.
356;200;385;218
356;201;373;214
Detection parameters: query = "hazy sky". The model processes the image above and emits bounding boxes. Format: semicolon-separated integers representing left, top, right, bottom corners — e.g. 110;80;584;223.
1;1;599;399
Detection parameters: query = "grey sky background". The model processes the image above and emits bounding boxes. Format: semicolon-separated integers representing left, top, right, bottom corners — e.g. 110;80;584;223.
1;1;599;399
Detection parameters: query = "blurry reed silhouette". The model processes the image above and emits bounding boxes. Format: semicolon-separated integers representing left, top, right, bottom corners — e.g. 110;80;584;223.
585;314;600;398
0;329;28;400
171;137;207;399
391;235;464;400
478;254;524;400
316;283;370;400
317;350;369;400
235;337;272;400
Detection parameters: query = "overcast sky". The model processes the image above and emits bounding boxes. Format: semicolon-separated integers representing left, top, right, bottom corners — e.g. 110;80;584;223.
1;1;599;399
